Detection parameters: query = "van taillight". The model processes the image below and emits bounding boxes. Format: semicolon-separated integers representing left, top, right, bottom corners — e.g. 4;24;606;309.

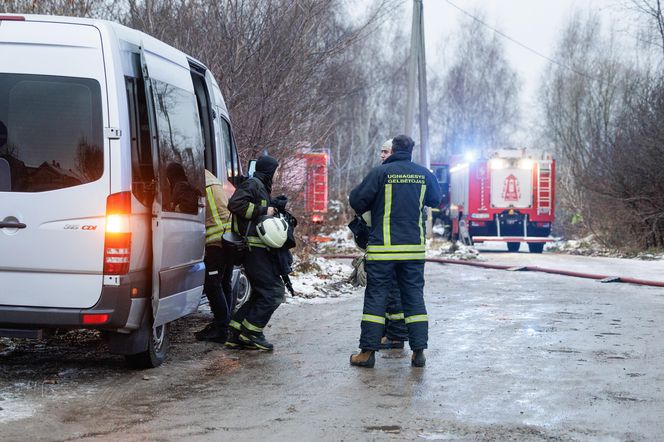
0;15;26;21
103;192;131;275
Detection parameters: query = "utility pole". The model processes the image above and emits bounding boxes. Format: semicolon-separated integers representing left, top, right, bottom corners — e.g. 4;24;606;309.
405;0;433;237
404;0;430;170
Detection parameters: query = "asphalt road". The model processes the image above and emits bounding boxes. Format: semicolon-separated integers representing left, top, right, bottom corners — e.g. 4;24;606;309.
1;259;663;441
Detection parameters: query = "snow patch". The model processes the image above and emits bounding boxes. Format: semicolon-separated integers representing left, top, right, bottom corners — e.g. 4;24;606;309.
287;256;362;304
0;394;37;423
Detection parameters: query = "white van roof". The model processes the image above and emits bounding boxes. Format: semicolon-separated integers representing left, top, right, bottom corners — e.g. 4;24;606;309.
5;14;229;115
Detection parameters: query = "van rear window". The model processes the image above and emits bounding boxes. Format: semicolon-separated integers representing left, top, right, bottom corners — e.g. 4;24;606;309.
0;74;103;192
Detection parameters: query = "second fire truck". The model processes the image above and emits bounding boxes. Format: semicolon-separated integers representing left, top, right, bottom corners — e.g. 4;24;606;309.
447;148;555;253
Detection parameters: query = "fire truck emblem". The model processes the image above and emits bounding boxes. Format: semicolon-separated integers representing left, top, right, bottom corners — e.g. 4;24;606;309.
502;174;520;201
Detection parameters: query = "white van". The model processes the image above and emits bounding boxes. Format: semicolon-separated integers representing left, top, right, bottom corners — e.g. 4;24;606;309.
0;14;243;367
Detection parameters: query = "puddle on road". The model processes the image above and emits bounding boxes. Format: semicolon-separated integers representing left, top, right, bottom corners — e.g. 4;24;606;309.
365;425;401;434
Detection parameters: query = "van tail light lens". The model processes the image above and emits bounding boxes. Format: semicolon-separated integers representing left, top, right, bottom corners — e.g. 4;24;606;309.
103;192;131;275
82;314;109;325
0;16;26;21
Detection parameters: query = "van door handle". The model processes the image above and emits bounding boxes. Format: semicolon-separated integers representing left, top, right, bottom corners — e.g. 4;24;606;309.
0;221;27;229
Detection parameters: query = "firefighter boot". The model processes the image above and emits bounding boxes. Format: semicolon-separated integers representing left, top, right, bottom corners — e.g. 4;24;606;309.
224;328;243;349
411;349;426;367
195;322;228;343
380;336;405;350
350;350;375;368
239;333;274;351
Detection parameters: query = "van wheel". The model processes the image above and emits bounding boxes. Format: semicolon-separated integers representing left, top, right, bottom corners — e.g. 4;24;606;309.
507;242;520;252
125;322;169;369
233;267;251;313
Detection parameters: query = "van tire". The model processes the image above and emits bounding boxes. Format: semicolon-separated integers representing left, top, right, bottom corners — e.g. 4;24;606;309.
125;322;170;369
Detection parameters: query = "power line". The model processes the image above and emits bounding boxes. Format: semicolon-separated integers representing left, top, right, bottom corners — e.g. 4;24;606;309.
444;0;599;82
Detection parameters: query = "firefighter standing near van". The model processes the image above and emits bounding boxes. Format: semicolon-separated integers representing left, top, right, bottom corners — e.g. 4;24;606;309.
225;155;286;351
349;135;442;368
195;169;235;343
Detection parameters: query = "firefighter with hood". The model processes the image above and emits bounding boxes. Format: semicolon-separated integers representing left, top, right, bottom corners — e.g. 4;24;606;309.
195;169;235;343
348;135;442;368
225;155;288;351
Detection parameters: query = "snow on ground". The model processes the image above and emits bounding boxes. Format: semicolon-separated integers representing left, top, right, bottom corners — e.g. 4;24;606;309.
287;256;361;304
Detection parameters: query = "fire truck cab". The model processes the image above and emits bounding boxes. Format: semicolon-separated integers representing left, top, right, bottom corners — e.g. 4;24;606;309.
448;148;555;253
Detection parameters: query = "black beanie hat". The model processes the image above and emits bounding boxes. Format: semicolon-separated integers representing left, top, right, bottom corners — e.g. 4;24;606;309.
256;155;279;176
392;135;415;153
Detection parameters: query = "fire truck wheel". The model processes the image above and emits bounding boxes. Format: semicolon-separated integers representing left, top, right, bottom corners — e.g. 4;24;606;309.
528;243;545;254
507;242;521;253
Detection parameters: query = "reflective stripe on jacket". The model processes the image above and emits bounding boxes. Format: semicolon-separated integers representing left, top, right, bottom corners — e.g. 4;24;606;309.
228;176;270;238
349;151;442;261
205;169;231;245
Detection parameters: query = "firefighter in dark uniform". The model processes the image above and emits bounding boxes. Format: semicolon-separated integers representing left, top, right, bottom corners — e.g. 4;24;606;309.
349;135;442;368
225;155;285;351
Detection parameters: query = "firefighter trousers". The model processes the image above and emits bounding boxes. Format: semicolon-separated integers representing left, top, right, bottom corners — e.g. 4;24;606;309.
230;247;285;337
204;245;235;328
360;260;428;351
384;274;408;341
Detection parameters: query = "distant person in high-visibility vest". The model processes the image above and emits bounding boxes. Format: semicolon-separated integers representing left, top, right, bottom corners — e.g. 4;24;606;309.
349;135;442;368
195;169;235;343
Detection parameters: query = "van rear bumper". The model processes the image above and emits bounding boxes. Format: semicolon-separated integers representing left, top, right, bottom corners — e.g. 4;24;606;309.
0;270;149;333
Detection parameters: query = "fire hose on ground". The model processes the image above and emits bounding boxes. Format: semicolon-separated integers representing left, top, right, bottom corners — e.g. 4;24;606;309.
322;255;664;288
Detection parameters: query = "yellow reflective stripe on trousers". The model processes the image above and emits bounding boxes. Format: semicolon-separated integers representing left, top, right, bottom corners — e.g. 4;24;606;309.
383;183;392;247
245;202;255;219
386;312;405;320
404;314;428;324
418;184;426;245
242;319;263;333
362;314;386;324
366;252;426;261
229;320;242;330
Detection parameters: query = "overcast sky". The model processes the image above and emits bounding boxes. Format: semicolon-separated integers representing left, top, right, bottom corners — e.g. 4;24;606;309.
417;0;625;140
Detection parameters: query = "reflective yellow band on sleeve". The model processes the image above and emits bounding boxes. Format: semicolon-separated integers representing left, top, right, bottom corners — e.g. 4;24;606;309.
418;184;426;245
367;244;425;253
245;202;255;219
386;312;405;320
242;319;264;333
366;252;426;261
404;314;428;324
246;235;267;248
362;314;386;325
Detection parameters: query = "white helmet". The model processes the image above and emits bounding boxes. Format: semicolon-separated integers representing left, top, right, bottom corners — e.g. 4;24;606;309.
256;215;289;248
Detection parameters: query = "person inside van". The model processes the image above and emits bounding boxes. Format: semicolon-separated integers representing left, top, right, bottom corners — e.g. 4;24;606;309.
165;162;199;214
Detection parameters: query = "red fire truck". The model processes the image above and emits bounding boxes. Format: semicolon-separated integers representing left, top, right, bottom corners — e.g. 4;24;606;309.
448;148;555;253
302;151;328;224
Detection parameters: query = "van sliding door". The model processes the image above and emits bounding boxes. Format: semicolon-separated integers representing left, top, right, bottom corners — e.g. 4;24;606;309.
139;44;205;327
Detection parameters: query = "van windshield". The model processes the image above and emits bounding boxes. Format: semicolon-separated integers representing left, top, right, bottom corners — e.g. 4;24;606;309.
0;74;103;192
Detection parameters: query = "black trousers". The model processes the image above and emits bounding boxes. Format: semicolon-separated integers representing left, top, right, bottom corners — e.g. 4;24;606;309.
204;245;235;327
360;260;428;351
384;278;408;341
230;247;285;336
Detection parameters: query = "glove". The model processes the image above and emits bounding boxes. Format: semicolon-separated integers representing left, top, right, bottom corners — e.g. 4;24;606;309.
349;255;367;287
271;195;288;211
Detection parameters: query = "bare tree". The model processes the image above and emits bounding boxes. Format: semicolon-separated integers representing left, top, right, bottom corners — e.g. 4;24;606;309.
432;13;521;158
626;0;664;58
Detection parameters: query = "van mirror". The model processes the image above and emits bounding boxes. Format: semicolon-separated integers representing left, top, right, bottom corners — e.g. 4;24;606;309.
247;159;256;177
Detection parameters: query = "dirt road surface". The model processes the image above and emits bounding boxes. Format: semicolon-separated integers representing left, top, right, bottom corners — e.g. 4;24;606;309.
1;259;663;441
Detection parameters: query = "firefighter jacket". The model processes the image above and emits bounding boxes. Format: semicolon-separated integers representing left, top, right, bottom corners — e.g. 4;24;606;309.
204;169;232;246
349;150;442;261
228;176;271;249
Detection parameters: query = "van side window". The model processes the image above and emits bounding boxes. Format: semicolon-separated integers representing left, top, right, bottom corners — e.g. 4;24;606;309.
125;77;154;206
219;118;239;182
0;74;103;192
152;80;204;214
